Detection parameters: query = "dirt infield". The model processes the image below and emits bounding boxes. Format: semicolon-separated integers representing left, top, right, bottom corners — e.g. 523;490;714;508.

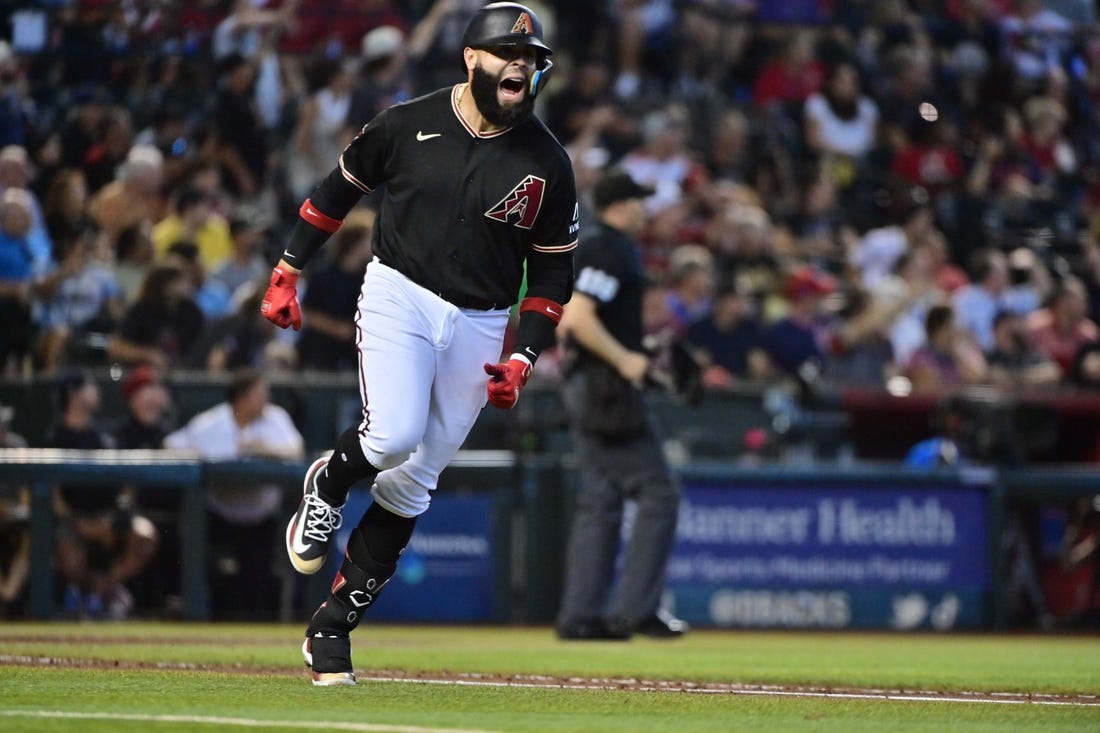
3;652;1098;707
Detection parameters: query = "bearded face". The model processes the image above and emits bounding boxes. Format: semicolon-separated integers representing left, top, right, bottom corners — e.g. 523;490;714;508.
469;60;536;128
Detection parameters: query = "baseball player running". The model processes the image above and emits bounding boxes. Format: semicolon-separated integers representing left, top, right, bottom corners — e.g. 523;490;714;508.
261;2;577;686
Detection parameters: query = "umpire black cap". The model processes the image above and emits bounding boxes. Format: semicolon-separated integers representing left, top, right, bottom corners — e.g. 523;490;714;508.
462;2;553;56
592;169;654;210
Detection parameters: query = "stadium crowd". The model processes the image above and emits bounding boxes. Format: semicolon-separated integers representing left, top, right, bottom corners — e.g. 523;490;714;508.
1;0;1100;622
0;0;1098;393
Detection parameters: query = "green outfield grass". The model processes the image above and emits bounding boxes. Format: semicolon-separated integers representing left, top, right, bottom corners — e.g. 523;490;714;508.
1;623;1098;732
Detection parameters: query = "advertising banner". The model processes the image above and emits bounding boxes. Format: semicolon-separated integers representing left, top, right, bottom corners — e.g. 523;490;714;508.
665;484;990;629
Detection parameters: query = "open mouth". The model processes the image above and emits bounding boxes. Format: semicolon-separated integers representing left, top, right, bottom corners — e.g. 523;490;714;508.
499;76;526;99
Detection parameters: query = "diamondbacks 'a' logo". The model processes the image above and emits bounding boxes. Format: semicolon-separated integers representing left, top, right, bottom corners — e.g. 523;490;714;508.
485;175;545;229
511;12;533;35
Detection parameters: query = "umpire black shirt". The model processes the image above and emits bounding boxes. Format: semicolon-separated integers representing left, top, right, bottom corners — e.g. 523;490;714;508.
567;221;646;370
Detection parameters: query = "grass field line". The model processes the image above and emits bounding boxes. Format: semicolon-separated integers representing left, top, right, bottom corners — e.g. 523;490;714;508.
361;674;1100;707
0;710;503;733
4;654;1099;707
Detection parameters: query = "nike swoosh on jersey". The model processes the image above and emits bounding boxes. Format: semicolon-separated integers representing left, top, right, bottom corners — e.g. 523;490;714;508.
290;518;313;554
416;131;442;141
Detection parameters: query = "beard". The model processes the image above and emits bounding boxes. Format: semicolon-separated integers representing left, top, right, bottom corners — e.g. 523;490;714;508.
470;63;535;128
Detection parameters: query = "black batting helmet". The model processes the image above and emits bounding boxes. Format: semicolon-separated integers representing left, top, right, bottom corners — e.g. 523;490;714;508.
461;2;553;56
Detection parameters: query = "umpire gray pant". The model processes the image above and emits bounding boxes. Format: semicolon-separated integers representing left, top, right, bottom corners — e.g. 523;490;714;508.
557;400;681;627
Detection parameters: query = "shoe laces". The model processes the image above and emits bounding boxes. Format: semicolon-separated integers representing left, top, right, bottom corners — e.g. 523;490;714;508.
302;493;343;542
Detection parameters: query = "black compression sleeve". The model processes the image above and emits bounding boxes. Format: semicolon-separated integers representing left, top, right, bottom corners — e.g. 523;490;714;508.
513;249;574;362
513;309;559;362
281;166;366;269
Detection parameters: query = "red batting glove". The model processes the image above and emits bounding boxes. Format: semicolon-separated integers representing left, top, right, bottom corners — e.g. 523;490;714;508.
260;267;302;330
484;358;532;409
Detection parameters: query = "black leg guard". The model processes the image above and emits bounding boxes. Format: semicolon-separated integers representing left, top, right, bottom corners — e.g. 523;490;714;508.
317;426;379;507
306;527;396;637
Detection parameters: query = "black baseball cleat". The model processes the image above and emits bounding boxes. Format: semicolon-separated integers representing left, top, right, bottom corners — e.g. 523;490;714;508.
556;617;632;641
286;455;343;575
302;634;355;686
634;609;689;639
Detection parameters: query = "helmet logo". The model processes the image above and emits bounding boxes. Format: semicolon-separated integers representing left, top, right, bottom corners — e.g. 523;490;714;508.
510;12;533;35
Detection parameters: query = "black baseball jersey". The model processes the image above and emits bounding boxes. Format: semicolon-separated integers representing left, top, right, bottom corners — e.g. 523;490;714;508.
567;221;646;369
338;85;578;308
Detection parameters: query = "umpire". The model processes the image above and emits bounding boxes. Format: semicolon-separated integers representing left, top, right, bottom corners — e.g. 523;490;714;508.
556;169;688;640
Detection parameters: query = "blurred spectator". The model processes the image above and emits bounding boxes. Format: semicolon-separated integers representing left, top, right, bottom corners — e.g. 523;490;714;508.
676;0;754;97
344;24;416;141
0;402;29;618
114;365;174;451
608;0;677;100
762;265;837;377
406;0;486;93
0;145;52;266
1000;0;1074;82
685;280;771;388
152;187;234;272
87;144;164;241
45;370;158;620
544;57;635;155
904;395;975;467
164;368;305;620
986;309;1062;387
658;244;715;337
952;247;1045;351
1026;278;1099;377
58;87;111;176
113;364;178;614
619;104;705;216
1072;336;1100;389
112;221;156;305
209;206;273;301
920;228;970;294
905;303;988;392
286;57;356;202
296;212;375;371
705;200;779;298
803;60;880;182
890;113;965;203
108;263;205;368
1021;95;1078;188
0;41;32;148
194;283;279;372
821;286;903;388
41;168;92;266
81;107;135;194
32;225;122;370
213;0;296;61
871;245;946;368
164;240;232;320
851;187;935;288
703;108;752;185
751;28;825;109
211;53;269;198
0;187;45;375
788;166;858;276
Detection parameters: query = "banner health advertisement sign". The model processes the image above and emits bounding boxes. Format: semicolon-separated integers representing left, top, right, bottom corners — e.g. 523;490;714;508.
331;492;495;621
666;485;989;630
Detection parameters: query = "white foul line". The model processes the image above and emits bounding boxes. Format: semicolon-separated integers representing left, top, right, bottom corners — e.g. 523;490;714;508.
360;675;1100;707
0;710;503;733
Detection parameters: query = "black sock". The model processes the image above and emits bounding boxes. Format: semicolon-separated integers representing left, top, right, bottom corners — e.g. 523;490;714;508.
316;426;379;507
359;502;417;564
